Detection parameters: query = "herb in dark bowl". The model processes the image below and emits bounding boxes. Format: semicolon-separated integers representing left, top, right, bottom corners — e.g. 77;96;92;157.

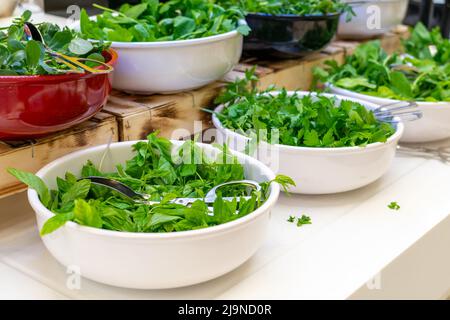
220;0;353;18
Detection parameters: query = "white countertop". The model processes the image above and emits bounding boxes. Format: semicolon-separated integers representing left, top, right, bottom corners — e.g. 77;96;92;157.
0;147;449;299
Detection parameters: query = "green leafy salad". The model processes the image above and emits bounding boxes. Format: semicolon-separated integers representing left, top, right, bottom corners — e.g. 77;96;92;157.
219;0;353;18
314;23;450;102
0;11;109;75
79;0;250;42
210;70;395;148
8;134;293;236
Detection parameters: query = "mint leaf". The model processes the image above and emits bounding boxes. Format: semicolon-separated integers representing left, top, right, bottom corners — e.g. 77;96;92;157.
73;199;102;228
7;168;51;207
61;179;91;206
40;211;74;236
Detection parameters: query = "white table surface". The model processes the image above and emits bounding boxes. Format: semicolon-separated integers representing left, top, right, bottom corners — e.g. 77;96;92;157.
0;13;449;300
0;147;449;300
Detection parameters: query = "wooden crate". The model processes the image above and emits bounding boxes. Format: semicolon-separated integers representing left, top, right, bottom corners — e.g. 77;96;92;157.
103;82;225;141
235;44;345;91
0;112;118;199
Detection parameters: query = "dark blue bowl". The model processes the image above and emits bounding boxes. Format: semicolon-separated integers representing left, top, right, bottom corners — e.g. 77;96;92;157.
244;12;341;58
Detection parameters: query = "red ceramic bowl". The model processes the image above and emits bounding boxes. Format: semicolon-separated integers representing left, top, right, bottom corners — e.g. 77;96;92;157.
0;49;118;140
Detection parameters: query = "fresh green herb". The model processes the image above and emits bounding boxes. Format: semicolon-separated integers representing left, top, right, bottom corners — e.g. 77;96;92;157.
314;24;450;102
402;22;450;65
287;215;295;223
296;214;312;227
79;0;249;43
210;70;395;148
220;0;353;19
0;11;108;75
9;133;293;235
388;201;400;210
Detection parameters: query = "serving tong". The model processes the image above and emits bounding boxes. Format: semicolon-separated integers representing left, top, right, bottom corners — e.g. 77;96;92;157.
397;145;450;164
373;101;422;124
23;22;113;74
83;176;261;210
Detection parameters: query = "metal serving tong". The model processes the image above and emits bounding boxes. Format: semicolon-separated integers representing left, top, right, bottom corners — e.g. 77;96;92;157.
373;101;422;124
83;176;261;207
24;22;113;74
397;145;450;164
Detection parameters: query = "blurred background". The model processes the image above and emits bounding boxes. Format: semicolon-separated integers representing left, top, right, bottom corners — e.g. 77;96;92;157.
1;0;450;36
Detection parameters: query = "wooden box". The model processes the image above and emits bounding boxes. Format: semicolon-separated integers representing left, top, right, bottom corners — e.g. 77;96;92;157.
0;112;118;198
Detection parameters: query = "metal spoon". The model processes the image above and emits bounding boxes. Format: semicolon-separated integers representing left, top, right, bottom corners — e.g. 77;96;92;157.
83;176;261;206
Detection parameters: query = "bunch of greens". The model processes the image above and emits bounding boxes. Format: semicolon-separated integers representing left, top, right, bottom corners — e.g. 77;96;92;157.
8;133;293;236
402;22;450;65
0;11;109;75
313;38;450;102
219;0;353;19
210;70;395;148
79;0;250;42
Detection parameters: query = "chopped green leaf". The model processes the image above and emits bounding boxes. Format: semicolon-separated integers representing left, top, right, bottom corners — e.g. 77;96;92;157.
296;215;312;227
388;201;400;210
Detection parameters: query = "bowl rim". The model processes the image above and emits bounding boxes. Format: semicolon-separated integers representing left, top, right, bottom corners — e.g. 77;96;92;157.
246;11;341;20
328;83;450;107
28;140;280;240
212;90;404;154
0;48;118;82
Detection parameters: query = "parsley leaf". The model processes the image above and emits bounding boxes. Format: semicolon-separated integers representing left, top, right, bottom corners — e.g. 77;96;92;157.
296;215;312;227
213;71;395;148
388;201;400;210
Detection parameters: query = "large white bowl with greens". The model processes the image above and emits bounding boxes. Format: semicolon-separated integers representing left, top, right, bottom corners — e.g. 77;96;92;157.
108;32;243;94
72;2;245;94
213;91;404;194
27;141;279;289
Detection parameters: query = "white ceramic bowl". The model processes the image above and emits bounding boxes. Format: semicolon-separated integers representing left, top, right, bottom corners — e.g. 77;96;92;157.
337;0;408;39
329;85;450;143
212;91;404;194
108;31;242;94
27;141;279;289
